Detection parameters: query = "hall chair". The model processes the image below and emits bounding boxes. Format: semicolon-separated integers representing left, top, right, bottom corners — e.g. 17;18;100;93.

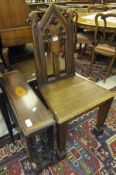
88;13;116;81
30;4;114;158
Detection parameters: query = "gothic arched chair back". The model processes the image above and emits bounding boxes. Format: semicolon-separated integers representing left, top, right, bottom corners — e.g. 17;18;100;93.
30;4;75;85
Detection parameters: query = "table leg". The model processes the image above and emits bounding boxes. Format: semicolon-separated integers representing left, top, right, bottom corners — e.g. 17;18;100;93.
56;122;68;159
0;93;14;143
47;125;55;151
93;97;114;136
25;136;35;161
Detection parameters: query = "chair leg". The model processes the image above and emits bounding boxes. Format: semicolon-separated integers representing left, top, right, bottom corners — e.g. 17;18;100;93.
104;55;116;82
79;43;82;54
88;49;96;75
93;97;113;136
56;122;68;159
1;48;9;69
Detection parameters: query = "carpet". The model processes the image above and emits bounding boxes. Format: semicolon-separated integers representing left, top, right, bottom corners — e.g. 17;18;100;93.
75;48;115;82
0;98;116;175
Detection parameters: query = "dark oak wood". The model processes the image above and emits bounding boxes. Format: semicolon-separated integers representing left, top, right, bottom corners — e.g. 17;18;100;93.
3;70;54;136
30;4;115;158
30;4;75;85
96;97;114;129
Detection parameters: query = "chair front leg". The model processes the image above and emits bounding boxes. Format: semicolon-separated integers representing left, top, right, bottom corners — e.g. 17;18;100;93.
104;55;116;82
56;122;68;159
93;97;114;136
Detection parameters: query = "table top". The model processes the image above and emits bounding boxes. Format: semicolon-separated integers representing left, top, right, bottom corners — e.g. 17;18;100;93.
78;10;116;32
41;76;114;124
3;70;54;136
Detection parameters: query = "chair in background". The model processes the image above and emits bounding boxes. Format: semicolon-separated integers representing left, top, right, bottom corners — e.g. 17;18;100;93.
30;4;114;158
65;9;93;55
0;0;32;69
74;3;110;55
74;12;93;55
88;13;116;81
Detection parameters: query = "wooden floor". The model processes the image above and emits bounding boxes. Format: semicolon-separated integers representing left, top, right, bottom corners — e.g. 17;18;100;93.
14;58;36;81
13;52;65;82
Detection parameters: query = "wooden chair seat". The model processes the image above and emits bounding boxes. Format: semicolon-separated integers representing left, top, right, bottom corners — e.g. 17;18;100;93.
40;76;114;124
95;44;115;56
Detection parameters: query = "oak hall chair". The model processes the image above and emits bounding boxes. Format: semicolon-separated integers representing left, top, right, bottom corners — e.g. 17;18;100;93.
0;0;32;68
88;13;116;81
30;4;114;158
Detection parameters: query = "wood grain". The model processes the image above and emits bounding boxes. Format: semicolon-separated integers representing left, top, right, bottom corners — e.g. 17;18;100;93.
41;76;114;124
3;70;54;136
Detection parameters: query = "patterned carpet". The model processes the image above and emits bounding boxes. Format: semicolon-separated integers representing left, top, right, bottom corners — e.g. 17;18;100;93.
0;97;116;175
75;47;116;82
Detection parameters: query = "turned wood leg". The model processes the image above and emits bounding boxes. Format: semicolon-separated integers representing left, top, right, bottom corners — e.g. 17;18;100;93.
56;122;68;159
93;97;114;136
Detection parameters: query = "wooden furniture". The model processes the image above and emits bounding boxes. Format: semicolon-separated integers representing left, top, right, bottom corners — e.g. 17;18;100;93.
3;70;55;168
30;4;115;158
88;13;116;81
0;85;14;140
0;0;32;68
88;3;109;12
75;11;94;53
77;10;116;32
65;9;93;54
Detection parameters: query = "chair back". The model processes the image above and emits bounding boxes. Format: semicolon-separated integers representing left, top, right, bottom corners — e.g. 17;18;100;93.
94;13;116;47
30;4;76;86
